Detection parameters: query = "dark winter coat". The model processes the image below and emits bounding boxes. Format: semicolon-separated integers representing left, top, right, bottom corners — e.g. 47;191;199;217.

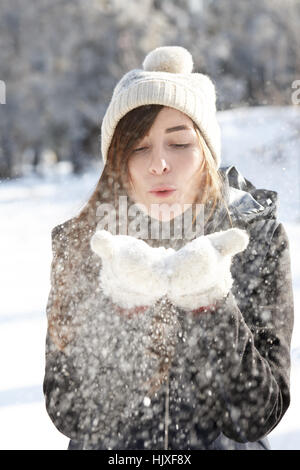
43;165;294;450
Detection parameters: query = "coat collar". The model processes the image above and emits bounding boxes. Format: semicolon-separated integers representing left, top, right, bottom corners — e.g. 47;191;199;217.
220;164;278;224
202;165;278;236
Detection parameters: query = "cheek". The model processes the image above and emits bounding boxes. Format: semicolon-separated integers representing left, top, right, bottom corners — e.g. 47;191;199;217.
128;158;138;181
177;151;203;177
128;158;145;187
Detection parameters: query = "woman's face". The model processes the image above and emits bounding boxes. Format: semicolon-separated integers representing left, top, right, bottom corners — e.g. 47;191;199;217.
127;106;205;221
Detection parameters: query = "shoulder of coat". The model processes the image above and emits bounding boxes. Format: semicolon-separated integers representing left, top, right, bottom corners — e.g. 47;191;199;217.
51;217;76;240
51;215;96;255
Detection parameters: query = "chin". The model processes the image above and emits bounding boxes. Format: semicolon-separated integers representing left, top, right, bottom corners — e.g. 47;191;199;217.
152;207;183;222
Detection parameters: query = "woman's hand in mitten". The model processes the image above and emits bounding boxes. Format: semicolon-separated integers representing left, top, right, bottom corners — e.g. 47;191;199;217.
165;228;250;311
90;229;175;310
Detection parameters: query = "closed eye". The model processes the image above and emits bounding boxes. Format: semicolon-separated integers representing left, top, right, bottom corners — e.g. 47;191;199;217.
172;144;190;148
132;144;190;152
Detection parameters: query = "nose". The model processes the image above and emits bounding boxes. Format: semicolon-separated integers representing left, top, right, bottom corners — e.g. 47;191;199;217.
148;152;170;175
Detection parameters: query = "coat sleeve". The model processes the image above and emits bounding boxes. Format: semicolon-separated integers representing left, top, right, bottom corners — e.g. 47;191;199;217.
183;222;294;443
42;223;159;448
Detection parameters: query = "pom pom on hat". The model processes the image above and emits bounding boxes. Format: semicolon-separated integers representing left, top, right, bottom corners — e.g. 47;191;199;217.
143;46;194;74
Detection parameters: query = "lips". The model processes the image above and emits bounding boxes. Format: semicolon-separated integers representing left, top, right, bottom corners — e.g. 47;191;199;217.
149;187;177;198
149;186;176;192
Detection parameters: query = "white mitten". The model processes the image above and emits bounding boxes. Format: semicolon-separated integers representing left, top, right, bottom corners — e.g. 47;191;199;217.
90;229;175;309
165;228;250;311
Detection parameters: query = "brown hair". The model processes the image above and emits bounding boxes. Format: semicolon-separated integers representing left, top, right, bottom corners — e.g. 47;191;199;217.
49;104;233;398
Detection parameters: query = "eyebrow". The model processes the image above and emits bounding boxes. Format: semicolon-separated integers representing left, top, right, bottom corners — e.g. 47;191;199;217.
165;125;192;134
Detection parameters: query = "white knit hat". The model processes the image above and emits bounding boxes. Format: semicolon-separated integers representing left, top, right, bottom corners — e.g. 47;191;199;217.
101;46;221;168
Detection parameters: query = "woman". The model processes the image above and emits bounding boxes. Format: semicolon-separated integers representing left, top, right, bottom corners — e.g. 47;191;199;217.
43;46;294;450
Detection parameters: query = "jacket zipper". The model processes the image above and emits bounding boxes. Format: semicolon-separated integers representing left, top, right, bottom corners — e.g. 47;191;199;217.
164;373;169;450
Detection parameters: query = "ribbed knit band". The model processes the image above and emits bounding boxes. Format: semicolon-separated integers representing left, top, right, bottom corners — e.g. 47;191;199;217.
100;47;221;168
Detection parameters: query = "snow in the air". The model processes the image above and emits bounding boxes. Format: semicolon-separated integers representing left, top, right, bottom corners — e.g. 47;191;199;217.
0;106;299;449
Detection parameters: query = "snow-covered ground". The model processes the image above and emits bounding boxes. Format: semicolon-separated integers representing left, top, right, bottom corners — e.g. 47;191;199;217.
0;105;299;450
